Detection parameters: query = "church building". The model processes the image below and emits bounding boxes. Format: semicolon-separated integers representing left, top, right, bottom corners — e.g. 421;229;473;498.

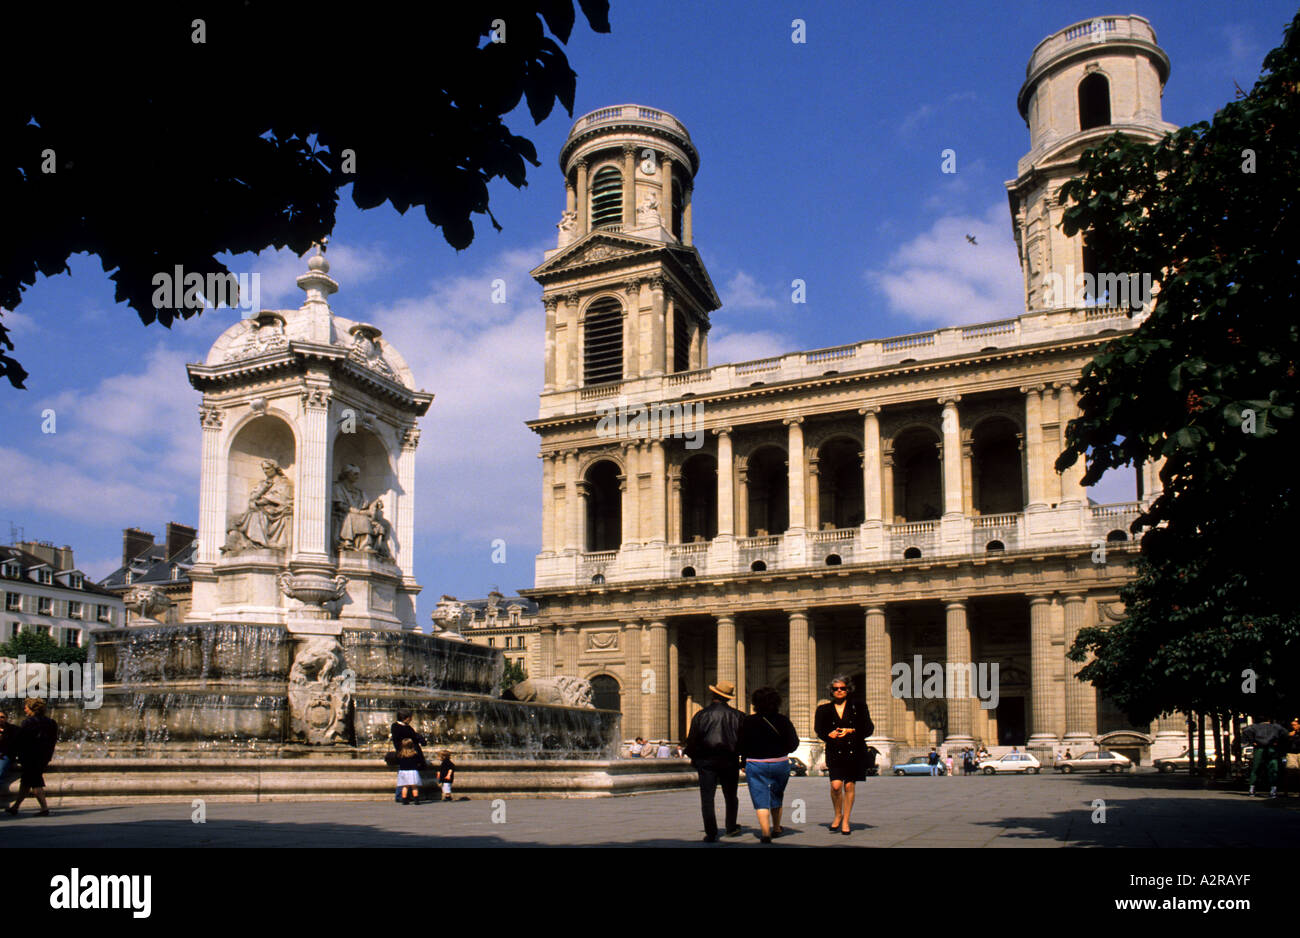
521;16;1183;766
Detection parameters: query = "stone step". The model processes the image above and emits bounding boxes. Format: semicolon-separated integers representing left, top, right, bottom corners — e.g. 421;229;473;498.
1;758;698;805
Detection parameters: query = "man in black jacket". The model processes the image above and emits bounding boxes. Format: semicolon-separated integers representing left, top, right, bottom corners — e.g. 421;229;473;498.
3;698;58;817
684;680;745;842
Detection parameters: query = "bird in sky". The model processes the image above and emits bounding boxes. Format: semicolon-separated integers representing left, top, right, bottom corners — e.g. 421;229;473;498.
966;234;978;245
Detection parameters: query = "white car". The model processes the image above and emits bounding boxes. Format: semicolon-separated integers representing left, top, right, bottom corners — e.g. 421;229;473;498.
1055;750;1135;774
980;752;1042;774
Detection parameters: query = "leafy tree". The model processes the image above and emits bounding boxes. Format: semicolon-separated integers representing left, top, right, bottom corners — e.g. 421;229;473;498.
500;658;528;693
0;0;611;389
1058;11;1300;723
0;629;88;665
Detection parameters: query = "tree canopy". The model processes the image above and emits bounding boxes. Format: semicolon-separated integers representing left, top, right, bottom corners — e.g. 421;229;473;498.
1057;11;1300;722
0;1;611;389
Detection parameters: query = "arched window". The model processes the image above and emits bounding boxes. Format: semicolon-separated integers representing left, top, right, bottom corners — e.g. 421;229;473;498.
585;460;622;552
680;454;718;542
972;417;1024;515
1078;73;1111;131
590;166;623;228
816;438;865;529
903;547;922;560
583;298;623;385
590;674;621;711
892;428;942;522
746;447;789;535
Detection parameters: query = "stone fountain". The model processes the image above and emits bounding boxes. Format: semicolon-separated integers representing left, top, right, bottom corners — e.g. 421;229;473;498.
26;249;678;803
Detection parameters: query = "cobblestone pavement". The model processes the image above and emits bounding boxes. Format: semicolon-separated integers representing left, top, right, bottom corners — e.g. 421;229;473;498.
4;773;1298;847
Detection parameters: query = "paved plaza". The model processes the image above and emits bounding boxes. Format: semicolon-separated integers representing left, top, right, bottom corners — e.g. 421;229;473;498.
4;772;1298;848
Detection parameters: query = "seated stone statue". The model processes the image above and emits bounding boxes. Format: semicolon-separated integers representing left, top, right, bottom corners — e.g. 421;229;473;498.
333;464;392;559
222;459;294;554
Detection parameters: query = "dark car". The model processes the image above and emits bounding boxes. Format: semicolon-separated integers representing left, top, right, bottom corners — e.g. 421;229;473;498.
789;756;808;777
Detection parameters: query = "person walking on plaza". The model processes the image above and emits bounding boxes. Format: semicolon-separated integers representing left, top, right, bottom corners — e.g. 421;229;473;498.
927;747;942;776
961;747;974;776
684;680;745;842
1242;717;1287;797
3;698;58;817
814;676;874;835
945;753;954;777
738;687;800;843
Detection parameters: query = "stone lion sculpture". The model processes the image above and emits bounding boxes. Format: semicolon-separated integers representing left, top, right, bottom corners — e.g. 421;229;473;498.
124;586;171;623
506;676;594;709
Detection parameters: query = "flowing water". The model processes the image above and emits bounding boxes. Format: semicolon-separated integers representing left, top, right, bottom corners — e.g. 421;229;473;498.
51;623;617;759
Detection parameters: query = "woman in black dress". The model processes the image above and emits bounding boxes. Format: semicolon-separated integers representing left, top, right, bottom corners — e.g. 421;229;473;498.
814;676;873;835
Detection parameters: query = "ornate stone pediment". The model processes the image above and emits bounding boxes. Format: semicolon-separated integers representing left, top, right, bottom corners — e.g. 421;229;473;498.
531;232;662;279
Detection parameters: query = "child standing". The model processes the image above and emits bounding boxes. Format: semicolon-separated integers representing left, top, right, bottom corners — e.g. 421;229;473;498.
396;738;423;805
437;750;456;802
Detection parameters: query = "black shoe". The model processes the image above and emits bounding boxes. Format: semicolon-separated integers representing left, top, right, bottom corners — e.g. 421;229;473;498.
3;806;17;816
723;827;742;837
35;809;49;817
760;835;772;844
702;833;718;843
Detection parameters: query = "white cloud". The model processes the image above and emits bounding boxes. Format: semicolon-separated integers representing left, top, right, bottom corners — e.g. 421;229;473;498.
866;202;1024;325
721;270;779;311
708;329;794;365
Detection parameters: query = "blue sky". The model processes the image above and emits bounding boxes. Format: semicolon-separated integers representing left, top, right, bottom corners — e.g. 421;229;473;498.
1;0;1292;610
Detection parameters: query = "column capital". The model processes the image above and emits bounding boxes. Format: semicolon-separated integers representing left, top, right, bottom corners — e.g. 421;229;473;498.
198;405;225;429
661;152;675;167
712;426;733;437
861;604;887;615
783;416;804;427
715;612;736;624
542;295;559;312
621;619;643;630
938;394;962;406
400;426;421;451
1063;593;1086;604
787;608;809;619
1053;379;1079;391
857;405;881;417
621;142;638;157
1019;383;1047;395
647;275;667;292
564;291;581;307
648;438;664;453
623;278;643;296
559;623;579;634
575;155;592;169
943;599;968;612
1027;594;1052;607
301;387;332;410
646;619;667;632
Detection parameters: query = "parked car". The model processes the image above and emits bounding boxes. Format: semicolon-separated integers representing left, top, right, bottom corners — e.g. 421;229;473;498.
980;752;1042;774
893;756;946;776
1055;750;1134;774
1154;749;1216;773
789;756;808;777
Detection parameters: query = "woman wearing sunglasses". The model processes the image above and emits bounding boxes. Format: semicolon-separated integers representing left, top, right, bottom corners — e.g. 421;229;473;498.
814;676;874;835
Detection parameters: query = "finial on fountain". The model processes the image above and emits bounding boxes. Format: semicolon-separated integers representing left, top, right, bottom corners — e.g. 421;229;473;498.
298;237;338;301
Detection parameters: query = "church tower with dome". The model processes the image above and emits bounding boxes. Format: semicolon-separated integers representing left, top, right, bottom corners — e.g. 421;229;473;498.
185;248;432;633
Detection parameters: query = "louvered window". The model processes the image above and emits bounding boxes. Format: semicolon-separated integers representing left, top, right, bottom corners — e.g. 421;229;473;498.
583;299;624;385
590;166;623;229
673;307;691;372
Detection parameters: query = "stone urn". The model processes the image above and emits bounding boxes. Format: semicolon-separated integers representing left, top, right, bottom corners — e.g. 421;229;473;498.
278;572;348;621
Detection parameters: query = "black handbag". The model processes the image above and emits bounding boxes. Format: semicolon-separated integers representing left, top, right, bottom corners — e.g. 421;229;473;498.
383;749;401;767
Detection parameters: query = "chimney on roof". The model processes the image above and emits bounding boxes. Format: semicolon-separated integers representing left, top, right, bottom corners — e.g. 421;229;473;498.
165;522;197;560
15;540;58;568
123;528;155;568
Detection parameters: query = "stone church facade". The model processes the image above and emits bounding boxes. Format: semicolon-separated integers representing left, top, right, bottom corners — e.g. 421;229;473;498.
521;16;1184;765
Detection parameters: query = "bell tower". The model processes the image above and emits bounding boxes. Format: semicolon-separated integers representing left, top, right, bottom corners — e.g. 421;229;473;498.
1006;15;1178;311
532;105;720;391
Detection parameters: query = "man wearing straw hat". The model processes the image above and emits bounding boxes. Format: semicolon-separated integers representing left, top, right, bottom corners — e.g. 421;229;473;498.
684;680;745;842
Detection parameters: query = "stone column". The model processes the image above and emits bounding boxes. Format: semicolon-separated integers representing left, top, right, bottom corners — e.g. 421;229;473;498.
716;614;737;688
566;451;583;552
944;600;975;747
538;623;557;675
660;154;674;229
622;144;637;228
560;625;579;674
295;385;332;563
716;428;735;538
736;461;750;537
396;425;419;579
540;453;555;554
807;457;821;530
1022;385;1048;510
940;396;963;518
565;180;576;215
543;297;558;392
561;292;580;390
785;417;806;532
1063;594;1094;744
1028;596;1058;747
197;405;225;565
648;277;666;376
622;621;642;740
882;452;895;523
1057;382;1086;506
668;624;681;741
735;622;747;713
667;468;682;544
620;444;639;547
788;609;811;736
575;158;589;233
647;620;668;737
864;605;891;739
860;406;882;525
649;440;666;545
684;185;693;244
